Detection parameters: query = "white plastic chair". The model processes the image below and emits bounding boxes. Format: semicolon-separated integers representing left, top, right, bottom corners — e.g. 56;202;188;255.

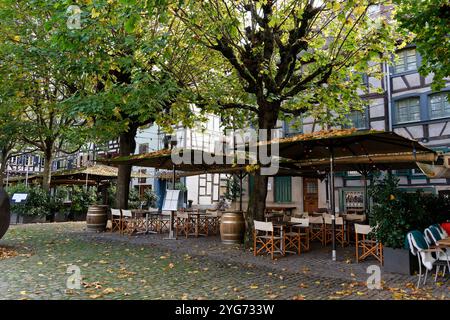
407;230;450;288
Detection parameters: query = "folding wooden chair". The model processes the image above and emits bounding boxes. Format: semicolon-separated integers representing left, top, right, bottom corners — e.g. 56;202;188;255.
110;209;122;233
355;224;383;264
121;210;137;235
253;220;283;260
175;212;195;238
289;217;310;253
308;216;325;245
158;211;171;233
324;216;346;247
205;210;220;235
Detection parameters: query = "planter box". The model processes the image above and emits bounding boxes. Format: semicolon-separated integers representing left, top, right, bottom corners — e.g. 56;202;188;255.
17;215;46;224
383;247;420;275
10;212;19;225
73;212;87;221
54;212;68;222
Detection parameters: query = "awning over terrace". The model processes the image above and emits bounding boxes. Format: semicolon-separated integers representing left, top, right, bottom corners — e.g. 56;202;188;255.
267;128;436;261
4;164;149;186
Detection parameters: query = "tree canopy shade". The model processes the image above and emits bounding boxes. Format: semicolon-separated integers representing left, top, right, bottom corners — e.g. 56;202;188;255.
0;63;22;189
173;0;399;226
51;0;201;208
395;0;450;91
0;0;90;191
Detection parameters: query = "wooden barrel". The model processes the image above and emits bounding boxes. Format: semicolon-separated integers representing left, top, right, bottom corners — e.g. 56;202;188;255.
86;205;108;232
0;190;10;240
220;211;245;244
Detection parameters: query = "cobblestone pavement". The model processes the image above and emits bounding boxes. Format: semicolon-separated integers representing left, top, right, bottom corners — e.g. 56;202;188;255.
0;222;448;300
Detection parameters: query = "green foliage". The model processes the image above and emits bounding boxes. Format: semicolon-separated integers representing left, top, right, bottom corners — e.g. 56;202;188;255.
396;0;450;91
107;184;141;209
143;188;158;208
223;175;242;201
6;183;52;217
67;186;98;217
369;173;450;249
175;0;399;129
5;184;99;218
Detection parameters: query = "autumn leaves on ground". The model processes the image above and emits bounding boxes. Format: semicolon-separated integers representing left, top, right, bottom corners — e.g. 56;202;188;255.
0;222;448;300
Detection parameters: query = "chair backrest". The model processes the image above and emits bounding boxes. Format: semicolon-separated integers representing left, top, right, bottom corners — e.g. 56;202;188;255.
177;212;189;219
424;226;442;246
408;230;429;251
206;210;219;217
291;217;309;227
407;230;435;270
111;209;121;217
431;224;447;238
355;224;372;235
254;220;273;232
121;209;132;217
308;216;323;224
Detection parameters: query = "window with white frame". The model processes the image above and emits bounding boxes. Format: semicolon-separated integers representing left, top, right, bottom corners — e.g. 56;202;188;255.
429;92;450;119
393;48;418;73
395;98;421;123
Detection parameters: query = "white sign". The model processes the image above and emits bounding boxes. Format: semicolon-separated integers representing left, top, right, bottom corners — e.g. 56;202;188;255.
162;190;181;211
12;193;28;203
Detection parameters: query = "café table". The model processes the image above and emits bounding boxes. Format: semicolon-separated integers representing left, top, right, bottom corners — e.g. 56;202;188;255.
272;221;306;255
187;211;209;237
436;238;450;248
131;209;160;234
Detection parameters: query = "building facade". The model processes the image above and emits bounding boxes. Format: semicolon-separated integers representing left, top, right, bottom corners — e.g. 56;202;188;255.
238;45;450;215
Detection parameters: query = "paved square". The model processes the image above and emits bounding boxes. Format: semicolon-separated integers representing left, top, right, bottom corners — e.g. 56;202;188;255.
0;222;448;300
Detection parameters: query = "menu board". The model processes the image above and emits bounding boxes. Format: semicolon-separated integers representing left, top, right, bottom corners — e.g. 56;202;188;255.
344;191;364;209
162;190;181;211
11;193;28;203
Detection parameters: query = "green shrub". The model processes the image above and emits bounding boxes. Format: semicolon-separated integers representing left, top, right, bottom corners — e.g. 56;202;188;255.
68;186;98;217
107;183;142;209
6;183;51;217
143;188;158;208
369;173;450;248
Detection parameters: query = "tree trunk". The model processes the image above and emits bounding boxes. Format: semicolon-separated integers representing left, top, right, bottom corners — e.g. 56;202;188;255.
42;147;53;192
116;124;138;209
244;100;279;245
0;148;8;190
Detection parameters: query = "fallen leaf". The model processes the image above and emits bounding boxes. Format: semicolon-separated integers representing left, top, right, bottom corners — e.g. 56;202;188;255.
102;288;116;294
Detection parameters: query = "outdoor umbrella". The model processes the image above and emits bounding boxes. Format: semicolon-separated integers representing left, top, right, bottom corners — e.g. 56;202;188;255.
269;128;436;261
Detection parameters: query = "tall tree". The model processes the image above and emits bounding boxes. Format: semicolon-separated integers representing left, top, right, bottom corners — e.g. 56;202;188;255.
175;0;398;233
396;0;450;90
56;0;196;208
0;68;21;189
0;0;87;191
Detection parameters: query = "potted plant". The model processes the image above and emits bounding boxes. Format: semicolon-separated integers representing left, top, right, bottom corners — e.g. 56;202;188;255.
223;175;242;210
369;173;427;275
143;189;158;209
7;184;49;224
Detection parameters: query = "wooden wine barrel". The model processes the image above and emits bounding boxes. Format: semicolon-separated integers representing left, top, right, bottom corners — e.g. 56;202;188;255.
86;205;108;232
0;190;10;240
220;211;245;244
